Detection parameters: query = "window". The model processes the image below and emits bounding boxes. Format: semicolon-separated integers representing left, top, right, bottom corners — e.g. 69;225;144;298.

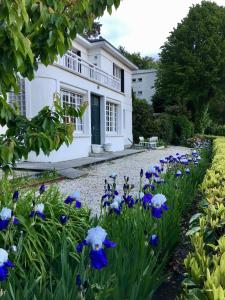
61;89;83;132
138;91;143;96
132;78;136;82
8;79;26;116
106;102;118;133
113;63;121;79
138;78;142;82
113;63;125;93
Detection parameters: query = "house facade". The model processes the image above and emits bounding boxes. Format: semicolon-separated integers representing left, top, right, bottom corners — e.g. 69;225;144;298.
132;69;157;104
9;35;138;162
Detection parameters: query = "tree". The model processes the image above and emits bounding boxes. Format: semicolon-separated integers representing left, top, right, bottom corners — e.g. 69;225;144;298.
118;46;158;69
0;0;121;170
153;1;225;133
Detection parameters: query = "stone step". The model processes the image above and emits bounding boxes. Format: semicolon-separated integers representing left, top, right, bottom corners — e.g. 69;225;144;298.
58;168;87;179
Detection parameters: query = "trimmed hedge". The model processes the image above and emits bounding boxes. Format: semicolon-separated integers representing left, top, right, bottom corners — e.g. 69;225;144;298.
181;137;225;299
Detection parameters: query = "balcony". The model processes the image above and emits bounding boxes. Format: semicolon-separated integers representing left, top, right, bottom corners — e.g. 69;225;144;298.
56;51;121;93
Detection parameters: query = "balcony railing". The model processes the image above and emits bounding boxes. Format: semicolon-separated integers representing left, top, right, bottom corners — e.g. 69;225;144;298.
56;52;121;92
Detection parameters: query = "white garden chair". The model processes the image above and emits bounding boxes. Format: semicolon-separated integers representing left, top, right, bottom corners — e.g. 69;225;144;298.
149;136;158;149
139;137;150;148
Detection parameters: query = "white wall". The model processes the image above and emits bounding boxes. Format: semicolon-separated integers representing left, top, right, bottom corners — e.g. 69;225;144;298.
26;62;132;162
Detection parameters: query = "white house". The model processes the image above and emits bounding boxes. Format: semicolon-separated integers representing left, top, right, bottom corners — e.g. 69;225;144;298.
132;69;157;104
8;35;138;162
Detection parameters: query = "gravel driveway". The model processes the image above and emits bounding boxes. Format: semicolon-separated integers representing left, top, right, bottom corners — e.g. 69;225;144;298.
56;146;190;216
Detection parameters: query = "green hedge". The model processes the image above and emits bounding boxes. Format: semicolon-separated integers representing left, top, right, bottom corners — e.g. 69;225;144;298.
181;137;225;299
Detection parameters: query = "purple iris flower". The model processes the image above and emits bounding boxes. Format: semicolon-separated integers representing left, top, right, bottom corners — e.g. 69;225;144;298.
29;203;46;220
60;215;69;225
13;217;19;225
176;170;182;177
145;171;152;179
76;240;88;253
186;168;190;174
12;191;19;201
64;196;74;204
0;208;13;231
149;234;158;247
151;194;168;219
89;248;108;270
75;200;82;208
0;249;14;281
0;220;10;231
103;239;117;248
76;274;82;287
103;201;111;207
39;184;46;195
78;226;116;270
151;205;168;218
143;193;153;209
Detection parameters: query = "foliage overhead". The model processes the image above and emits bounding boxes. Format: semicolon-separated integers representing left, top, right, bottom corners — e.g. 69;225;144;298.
118;46;159;70
153;1;225;132
0;0;121;170
0;0;121;96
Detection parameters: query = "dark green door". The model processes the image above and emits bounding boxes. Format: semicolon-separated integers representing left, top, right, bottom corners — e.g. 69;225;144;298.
91;95;101;144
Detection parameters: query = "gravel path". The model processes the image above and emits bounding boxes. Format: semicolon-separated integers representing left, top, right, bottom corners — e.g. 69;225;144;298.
55;146;190;216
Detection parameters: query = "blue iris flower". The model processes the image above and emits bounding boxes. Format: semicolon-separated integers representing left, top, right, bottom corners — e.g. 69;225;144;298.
0;220;9;231
76;274;82;287
76;240;88;253
60;215;69;225
77;226;116;270
89;248;108;270
75;200;82;208
0;249;14;281
39;184;46;195
185;168;190;174
29;203;46;220
64;196;73;204
176;170;182;177
12;191;19;201
151;194;168;219
13;217;19;225
142;193;153;209
149;234;158;247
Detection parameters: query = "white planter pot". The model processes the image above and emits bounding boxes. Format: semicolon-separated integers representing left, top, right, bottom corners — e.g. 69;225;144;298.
104;143;112;152
92;144;102;154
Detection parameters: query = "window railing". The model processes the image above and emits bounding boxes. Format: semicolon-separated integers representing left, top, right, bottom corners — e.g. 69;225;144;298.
56;52;121;92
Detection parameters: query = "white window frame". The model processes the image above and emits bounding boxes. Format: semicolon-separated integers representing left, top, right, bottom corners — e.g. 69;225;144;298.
106;101;118;133
61;89;84;132
8;78;26;116
113;63;121;79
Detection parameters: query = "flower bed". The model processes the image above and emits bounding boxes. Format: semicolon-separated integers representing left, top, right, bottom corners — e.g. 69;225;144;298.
181;137;225;299
0;145;211;299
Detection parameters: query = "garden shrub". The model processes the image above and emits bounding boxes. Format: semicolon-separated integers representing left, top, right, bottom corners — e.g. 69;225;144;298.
172;115;194;146
181;137;225;299
205;123;225;136
153;113;174;144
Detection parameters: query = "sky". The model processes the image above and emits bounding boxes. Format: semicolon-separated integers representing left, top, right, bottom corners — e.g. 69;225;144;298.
100;0;225;59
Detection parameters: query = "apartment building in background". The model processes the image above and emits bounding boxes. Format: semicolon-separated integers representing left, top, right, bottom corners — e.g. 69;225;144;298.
132;69;157;104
